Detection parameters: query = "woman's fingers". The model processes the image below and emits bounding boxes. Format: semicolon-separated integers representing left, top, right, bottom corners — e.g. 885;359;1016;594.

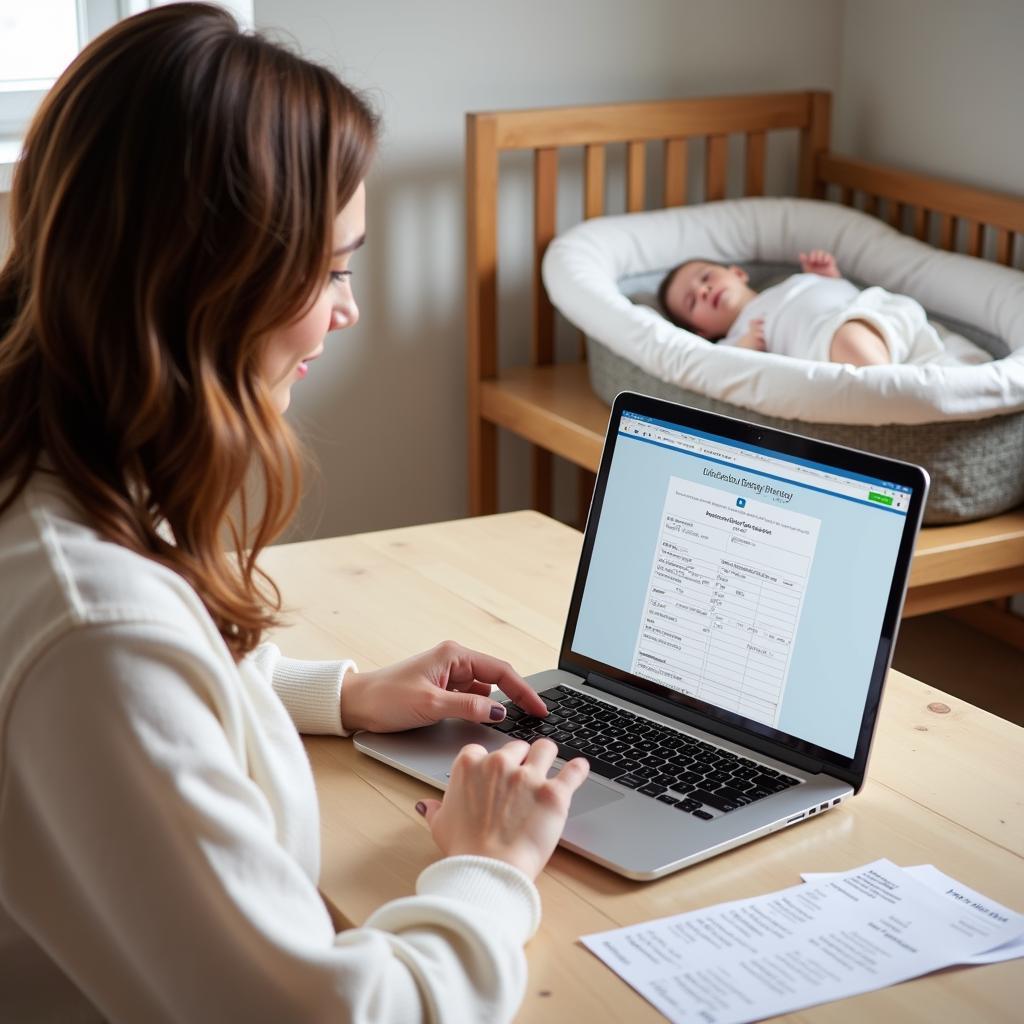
442;645;548;718
523;737;559;775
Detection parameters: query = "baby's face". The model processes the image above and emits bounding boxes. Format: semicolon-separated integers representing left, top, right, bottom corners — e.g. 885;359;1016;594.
664;261;757;339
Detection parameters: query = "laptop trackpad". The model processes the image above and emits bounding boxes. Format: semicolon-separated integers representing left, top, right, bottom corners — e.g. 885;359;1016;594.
561;775;625;818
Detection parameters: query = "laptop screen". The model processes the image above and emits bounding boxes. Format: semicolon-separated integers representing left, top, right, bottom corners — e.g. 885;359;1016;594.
568;403;923;764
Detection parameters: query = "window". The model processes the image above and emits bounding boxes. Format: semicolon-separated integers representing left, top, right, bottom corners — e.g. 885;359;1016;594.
0;1;253;141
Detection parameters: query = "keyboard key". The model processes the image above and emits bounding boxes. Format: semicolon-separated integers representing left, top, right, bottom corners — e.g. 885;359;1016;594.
511;729;534;741
714;786;753;805
705;769;734;784
554;742;623;781
536;724;557;736
638;783;666;798
675;771;703;788
656;794;679;806
493;719;518;733
727;776;756;791
616;758;642;774
652;774;678;788
638;754;666;768
692;809;714;820
615;774;645;789
605;740;632;754
778;775;801;788
676;798;701;812
690;789;738;813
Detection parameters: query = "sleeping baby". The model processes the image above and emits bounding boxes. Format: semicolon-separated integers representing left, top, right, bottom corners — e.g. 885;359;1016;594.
658;250;947;367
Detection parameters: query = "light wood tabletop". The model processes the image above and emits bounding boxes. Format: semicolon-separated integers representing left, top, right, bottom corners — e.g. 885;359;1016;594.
261;511;1024;1023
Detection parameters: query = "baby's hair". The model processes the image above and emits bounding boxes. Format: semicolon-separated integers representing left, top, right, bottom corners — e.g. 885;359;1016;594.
657;258;719;335
0;2;378;659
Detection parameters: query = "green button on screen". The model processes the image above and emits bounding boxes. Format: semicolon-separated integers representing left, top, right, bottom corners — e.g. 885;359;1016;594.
868;491;893;505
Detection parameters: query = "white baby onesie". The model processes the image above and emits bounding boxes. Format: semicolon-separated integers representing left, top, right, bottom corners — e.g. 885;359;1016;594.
720;273;948;364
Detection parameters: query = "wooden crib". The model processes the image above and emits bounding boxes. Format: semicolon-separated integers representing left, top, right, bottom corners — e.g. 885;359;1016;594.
465;90;1024;626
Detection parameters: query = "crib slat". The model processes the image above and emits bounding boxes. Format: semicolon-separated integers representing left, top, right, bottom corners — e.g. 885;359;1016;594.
863;194;878;217
663;139;686;207
584;144;606;219
626;141;645;212
964;220;982;257
705;134;727;201
913;207;928;241
995;228;1014;266
532;146;558;513
937;213;954;250
887;200;902;229
744;131;765;196
840;186;854;207
580;145;607;358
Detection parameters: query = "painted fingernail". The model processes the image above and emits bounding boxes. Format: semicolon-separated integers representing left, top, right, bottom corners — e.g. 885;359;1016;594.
415;801;426;816
489;704;506;721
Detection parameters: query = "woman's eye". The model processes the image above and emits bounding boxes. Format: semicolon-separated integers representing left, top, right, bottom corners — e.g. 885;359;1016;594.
330;270;352;284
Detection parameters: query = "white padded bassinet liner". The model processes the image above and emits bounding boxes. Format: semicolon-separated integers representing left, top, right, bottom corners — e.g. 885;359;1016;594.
542;198;1024;425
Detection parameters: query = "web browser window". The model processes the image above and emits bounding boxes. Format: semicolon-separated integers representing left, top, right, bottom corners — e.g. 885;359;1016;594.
573;412;911;758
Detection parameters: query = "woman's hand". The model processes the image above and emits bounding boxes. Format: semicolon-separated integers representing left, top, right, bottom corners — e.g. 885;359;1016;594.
417;738;590;880
340;641;549;733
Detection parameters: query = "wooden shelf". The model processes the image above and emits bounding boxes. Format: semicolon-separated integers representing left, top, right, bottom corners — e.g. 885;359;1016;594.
480;364;609;470
480;364;1024;616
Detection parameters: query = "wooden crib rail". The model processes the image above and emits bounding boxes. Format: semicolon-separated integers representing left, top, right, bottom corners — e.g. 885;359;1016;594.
467;90;831;519
817;154;1024;264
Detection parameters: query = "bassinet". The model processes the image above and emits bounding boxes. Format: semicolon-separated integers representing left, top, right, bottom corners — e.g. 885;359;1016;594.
541;197;1024;524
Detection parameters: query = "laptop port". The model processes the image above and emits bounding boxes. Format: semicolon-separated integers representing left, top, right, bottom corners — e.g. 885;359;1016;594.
819;803;829;812
787;813;805;824
832;798;841;806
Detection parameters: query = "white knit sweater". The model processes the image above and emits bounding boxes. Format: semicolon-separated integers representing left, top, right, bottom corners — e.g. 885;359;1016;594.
0;473;540;1023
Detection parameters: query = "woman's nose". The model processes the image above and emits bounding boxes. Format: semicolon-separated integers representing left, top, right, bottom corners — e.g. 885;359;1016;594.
331;298;359;331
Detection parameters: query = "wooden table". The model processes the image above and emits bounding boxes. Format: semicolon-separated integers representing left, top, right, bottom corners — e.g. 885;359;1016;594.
261;511;1024;1022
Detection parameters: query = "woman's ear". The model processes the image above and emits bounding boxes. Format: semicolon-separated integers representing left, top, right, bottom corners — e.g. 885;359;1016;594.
728;264;749;283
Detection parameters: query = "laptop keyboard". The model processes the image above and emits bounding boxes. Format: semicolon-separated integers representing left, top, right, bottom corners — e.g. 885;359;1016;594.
488;685;801;820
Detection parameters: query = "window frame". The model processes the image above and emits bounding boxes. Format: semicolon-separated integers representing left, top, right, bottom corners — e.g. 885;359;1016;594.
0;1;254;146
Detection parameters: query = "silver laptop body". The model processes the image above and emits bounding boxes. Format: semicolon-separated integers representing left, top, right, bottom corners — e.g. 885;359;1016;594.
356;393;928;880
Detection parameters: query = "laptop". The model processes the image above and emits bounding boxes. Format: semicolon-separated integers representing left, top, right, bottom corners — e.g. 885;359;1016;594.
355;392;929;880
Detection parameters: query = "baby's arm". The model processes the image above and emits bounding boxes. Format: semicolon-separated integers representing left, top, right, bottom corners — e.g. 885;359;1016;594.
799;250;841;278
733;316;766;351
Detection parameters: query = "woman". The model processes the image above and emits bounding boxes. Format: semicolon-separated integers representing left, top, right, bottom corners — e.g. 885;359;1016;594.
0;5;588;1021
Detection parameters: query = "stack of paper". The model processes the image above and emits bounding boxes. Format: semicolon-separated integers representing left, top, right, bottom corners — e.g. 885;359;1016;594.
580;859;1023;1024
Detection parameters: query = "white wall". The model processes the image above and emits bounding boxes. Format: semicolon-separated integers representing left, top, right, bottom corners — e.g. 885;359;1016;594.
834;0;1024;195
255;0;844;539
7;1;1019;540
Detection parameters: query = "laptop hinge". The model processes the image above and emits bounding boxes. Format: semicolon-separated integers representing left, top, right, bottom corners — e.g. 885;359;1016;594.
585;672;826;775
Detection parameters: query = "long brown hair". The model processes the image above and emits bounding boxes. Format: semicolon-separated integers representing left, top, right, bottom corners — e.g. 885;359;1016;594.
0;3;377;659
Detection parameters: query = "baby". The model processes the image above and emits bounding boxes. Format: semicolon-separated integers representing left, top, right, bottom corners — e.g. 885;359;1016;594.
658;251;945;367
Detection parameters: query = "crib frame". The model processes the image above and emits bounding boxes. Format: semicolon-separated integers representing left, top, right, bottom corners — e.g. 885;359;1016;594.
465;90;1024;620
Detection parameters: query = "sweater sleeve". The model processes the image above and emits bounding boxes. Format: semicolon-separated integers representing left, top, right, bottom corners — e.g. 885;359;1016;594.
0;623;539;1024
246;641;357;736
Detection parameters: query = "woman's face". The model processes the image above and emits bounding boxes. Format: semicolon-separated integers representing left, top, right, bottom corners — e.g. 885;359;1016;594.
263;182;366;412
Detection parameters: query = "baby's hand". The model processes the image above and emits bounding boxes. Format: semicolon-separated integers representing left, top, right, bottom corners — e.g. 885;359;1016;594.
735;317;766;351
800;249;840;278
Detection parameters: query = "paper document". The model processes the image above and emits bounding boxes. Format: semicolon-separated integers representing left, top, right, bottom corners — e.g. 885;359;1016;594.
580;859;1024;1024
632;477;820;727
802;863;1024;966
